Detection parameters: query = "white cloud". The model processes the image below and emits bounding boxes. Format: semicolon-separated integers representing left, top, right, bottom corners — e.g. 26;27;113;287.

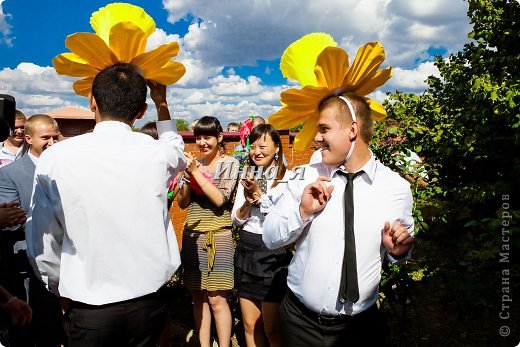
184;91;206;104
23;95;72;107
210;74;263;96
0;63;73;95
0;0;14;46
388;61;440;91
162;0;470;69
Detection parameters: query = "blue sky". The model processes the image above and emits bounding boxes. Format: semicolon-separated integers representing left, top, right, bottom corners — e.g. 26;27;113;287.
0;0;471;127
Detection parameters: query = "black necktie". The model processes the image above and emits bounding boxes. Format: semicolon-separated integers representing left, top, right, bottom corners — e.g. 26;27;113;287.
337;170;364;304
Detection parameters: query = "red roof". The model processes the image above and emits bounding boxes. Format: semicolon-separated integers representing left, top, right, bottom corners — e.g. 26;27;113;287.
47;107;95;120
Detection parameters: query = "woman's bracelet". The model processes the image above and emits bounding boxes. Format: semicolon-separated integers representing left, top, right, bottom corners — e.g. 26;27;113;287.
2;296;17;309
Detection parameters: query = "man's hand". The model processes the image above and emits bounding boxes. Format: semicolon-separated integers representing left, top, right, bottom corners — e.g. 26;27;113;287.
382;220;414;257
60;297;73;315
148;81;170;121
148;81;167;107
299;176;334;221
0;202;26;228
5;297;33;327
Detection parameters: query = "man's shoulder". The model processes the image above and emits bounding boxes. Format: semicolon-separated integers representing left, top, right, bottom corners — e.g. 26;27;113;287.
375;160;411;190
0;155;32;176
46;133;91;153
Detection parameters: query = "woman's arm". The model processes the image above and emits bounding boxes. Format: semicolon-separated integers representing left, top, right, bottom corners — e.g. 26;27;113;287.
176;173;191;209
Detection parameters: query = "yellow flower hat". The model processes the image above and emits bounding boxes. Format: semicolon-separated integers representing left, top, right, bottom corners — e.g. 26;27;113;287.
53;3;186;97
269;33;392;150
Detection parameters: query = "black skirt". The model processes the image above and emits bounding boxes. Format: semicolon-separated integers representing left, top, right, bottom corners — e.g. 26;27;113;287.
234;229;292;302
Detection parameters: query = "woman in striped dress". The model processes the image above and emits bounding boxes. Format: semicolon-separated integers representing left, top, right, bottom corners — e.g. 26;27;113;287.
232;124;293;347
177;116;239;347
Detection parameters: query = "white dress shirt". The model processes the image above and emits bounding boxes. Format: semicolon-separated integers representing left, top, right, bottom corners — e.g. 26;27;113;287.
231;170;292;234
263;154;414;316
28;120;186;305
0;142;22;168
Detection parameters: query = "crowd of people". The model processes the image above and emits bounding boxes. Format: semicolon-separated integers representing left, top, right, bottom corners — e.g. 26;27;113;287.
0;63;415;347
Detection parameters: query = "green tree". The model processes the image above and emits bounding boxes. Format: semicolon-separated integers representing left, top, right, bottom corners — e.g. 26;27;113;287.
373;0;519;344
176;119;191;131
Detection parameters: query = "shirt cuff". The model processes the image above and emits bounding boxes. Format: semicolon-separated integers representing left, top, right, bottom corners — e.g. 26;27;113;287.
387;244;414;264
156;119;177;133
232;213;249;226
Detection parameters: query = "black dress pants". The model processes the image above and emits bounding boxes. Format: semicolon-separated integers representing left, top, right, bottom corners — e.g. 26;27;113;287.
280;290;388;347
63;289;169;347
29;278;66;347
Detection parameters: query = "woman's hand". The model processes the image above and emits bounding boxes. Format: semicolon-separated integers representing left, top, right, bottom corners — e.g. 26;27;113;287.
0;202;26;228
184;152;200;174
240;178;262;204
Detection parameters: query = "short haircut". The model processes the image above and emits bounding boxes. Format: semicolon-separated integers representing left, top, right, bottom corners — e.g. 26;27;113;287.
91;63;147;121
253;116;265;127
139;122;158;140
194;116;225;152
25;114;59;136
227;122;239;130
248;124;286;187
15;110;26;121
318;92;373;142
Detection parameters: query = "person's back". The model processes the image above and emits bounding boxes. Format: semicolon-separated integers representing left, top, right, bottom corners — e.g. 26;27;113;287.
35;125;181;302
29;63;186;346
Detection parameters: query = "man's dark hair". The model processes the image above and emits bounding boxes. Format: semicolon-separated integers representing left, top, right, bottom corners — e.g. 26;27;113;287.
92;63;147;121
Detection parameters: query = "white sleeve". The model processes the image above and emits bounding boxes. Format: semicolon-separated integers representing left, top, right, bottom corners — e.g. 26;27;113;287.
262;178;311;249
386;184;414;264
156;120;187;178
231;182;249;226
28;163;64;295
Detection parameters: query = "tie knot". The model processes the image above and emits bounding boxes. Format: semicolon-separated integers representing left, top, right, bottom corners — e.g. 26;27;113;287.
338;170;364;182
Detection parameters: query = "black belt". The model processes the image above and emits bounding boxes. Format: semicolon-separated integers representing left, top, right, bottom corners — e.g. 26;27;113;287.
71;283;169;309
287;289;375;327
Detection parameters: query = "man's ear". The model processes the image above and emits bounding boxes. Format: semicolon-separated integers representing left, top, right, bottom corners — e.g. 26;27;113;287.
89;93;97;113
25;134;33;145
349;121;359;141
136;103;148;120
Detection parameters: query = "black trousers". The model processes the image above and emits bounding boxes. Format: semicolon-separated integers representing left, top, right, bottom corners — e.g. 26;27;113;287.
280;290;388;347
63;289;169;347
29;278;66;347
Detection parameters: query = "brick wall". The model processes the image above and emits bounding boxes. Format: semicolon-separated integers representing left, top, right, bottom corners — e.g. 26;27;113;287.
170;130;318;248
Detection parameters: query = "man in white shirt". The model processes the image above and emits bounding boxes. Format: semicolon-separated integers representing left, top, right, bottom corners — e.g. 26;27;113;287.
0;111;26;168
0;114;63;346
28;63;186;346
263;93;414;346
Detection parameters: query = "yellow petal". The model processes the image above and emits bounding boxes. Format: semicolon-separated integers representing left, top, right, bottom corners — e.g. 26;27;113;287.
268;86;327;129
293;114;320;151
344;42;386;90
90;3;155;45
73;77;95;97
280;33;337;87
109;22;147;62
354;67;392;96
366;98;388;121
131;42;180;75
144;61;186;85
65;33;119;70
268;106;316;130
53;53;99;77
314;47;350;89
